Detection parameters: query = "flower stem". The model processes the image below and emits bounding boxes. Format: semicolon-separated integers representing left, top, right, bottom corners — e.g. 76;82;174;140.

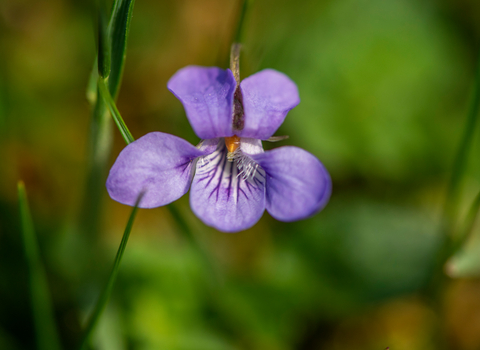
78;192;144;350
230;43;245;131
230;43;242;84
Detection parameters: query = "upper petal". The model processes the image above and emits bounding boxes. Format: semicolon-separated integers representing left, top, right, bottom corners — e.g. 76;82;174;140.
106;132;208;208
238;69;300;139
167;66;236;139
252;146;331;221
190;141;266;232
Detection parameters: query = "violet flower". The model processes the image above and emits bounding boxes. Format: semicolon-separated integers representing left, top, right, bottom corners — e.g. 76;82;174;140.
106;66;331;232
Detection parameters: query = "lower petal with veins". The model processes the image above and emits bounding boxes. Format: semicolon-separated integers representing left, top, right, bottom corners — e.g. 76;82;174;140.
190;141;266;232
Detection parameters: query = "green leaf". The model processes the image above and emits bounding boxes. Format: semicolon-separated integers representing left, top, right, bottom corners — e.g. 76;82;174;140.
443;51;480;230
97;1;111;79
86;59;98;105
445;190;480;278
78;91;112;241
98;77;134;145
17;181;62;350
79;0;136;241
87;0;136;101
107;0;136;98
455;191;480;254
78;191;144;350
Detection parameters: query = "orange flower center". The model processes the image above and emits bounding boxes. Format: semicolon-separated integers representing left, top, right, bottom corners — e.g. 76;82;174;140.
225;135;241;153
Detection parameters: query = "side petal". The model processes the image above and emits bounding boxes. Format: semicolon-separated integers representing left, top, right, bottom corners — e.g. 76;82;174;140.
167;66;236;139
238;69;300;139
106;132;208;208
190;141;266;232
252;146;331;221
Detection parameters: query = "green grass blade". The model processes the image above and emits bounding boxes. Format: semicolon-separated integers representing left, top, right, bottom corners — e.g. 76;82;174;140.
86;59;98;105
79;91;112;241
444;51;480;229
17;181;62;350
451;191;480;256
233;0;252;44
97;0;111;79
107;0;136;98
78;0;137;253
222;0;252;74
78;191;144;350
98;77;134;144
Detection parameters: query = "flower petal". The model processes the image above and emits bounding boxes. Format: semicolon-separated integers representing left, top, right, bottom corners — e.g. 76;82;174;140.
238;69;300;139
239;137;264;155
167;66;236;139
190;141;266;232
252;146;331;221
107;132;208;208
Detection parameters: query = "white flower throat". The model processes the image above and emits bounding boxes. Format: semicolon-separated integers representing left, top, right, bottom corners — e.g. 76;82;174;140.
224;135;262;182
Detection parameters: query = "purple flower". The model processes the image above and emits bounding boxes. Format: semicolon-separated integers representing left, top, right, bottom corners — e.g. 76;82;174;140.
106;66;331;232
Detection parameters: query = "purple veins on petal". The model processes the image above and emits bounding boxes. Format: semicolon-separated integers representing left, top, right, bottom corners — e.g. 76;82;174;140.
238;69;300;140
252;146;331;222
167;66;236;139
190;140;266;233
106;132;209;208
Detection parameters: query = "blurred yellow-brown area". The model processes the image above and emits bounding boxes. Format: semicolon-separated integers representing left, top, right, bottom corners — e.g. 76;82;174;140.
1;0;480;349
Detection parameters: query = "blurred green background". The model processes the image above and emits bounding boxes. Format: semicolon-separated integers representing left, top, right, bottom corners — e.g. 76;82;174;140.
1;0;480;349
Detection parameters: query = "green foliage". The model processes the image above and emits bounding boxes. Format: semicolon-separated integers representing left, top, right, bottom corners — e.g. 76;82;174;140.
97;1;111;80
79;192;143;350
98;77;134;144
80;0;136;240
247;0;467;181
18;182;62;350
2;0;480;349
107;0;136;98
445;51;480;232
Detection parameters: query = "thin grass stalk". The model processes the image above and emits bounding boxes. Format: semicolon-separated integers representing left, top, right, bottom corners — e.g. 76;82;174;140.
220;0;252;68
78;192;143;350
450;190;480;257
79;0;136;241
79;93;112;241
98;77;134;144
443;51;480;235
233;0;251;45
428;51;480;284
430;50;480;281
423;50;480;350
18;181;62;350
